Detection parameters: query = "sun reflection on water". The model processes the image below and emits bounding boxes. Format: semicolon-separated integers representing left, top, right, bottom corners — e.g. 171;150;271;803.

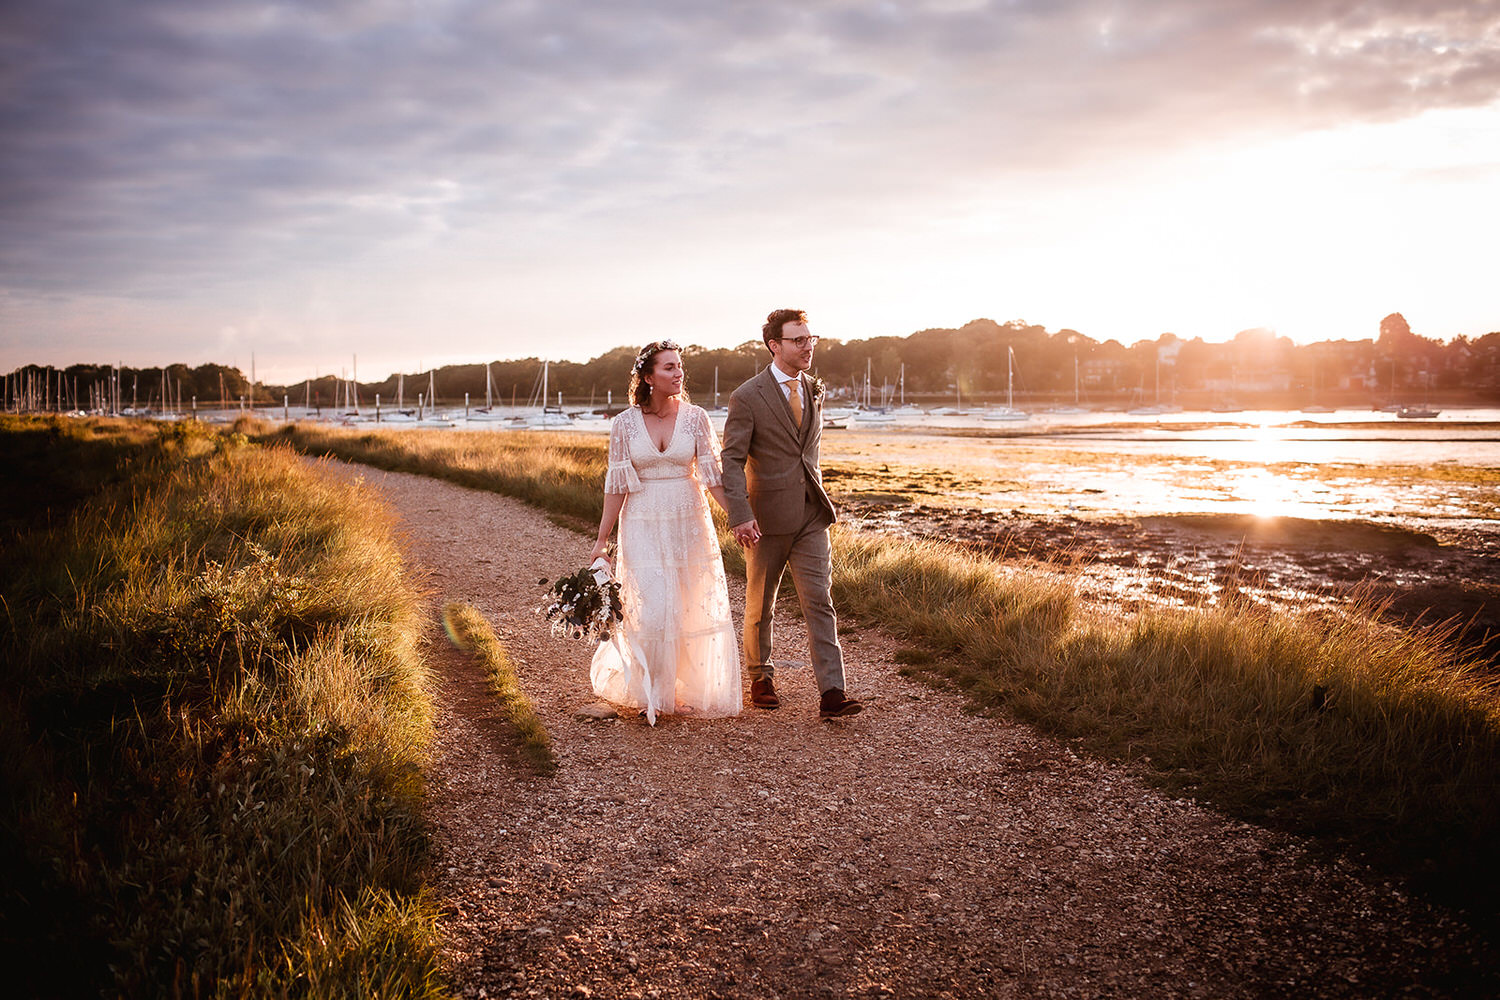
1223;467;1315;519
825;420;1498;524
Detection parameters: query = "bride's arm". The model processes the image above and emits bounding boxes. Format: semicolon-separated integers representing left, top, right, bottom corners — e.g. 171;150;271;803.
589;493;626;565
593;414;640;565
690;407;735;518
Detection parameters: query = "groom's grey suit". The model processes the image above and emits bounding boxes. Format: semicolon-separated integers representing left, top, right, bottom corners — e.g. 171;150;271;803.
720;365;845;693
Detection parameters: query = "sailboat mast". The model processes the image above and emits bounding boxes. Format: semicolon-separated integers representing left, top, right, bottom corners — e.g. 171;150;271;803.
1007;347;1014;410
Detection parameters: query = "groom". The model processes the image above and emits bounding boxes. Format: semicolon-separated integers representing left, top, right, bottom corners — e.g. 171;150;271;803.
721;308;862;719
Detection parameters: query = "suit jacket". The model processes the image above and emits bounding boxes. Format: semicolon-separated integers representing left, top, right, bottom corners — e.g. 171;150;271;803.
720;365;837;534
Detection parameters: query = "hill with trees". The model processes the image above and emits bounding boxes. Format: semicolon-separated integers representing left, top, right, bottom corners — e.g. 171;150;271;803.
7;314;1498;414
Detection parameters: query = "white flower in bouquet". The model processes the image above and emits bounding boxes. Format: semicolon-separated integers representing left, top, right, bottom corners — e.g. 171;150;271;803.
537;560;624;642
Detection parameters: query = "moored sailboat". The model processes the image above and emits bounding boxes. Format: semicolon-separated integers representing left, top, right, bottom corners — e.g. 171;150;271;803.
526;360;574;427
982;347;1029;422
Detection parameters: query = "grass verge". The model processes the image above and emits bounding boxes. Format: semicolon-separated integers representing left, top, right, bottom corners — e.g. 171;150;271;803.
260;422;1500;914
442;602;557;775
261;421;609;523
0;413;171;533
833;530;1500;908
0;416;446;998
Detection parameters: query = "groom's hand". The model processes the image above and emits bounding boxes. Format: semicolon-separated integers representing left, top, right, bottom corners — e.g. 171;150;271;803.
731;519;761;547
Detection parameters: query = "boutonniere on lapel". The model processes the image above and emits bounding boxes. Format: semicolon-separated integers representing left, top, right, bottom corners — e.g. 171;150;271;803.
808;375;826;404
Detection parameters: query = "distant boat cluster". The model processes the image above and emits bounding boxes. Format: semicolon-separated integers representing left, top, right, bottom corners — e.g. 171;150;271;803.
9;351;1454;426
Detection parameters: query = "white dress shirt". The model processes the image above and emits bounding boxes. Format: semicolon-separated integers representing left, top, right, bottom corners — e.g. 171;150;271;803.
770;364;803;407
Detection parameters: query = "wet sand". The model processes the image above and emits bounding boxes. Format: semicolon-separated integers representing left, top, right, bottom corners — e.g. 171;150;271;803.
820;428;1500;668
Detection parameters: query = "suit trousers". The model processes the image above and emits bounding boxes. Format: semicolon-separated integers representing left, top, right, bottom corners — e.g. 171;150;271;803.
743;495;845;693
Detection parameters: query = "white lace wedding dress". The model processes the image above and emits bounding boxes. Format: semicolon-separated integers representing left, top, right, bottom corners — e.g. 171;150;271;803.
590;404;742;724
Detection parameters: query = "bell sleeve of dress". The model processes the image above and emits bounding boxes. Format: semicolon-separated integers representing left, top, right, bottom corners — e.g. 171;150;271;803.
603;414;643;495
691;406;724;488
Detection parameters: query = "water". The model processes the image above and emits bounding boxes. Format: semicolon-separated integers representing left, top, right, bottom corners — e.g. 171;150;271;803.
1010;411;1500;467
818;410;1498;656
819;409;1498;541
205;402;1499;526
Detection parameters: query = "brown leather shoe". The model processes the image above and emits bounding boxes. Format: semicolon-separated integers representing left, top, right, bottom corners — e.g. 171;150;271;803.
819;687;863;718
750;678;780;709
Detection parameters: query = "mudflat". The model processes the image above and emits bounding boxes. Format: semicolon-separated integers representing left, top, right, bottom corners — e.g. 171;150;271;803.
822;428;1500;668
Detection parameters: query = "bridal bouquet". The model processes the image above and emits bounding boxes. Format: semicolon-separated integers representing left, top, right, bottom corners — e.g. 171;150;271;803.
538;559;624;642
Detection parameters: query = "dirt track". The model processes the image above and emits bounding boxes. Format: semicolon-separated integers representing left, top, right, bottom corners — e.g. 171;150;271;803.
317;458;1495;999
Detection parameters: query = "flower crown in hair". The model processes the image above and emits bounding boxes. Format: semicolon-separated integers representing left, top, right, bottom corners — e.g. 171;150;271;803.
633;340;681;376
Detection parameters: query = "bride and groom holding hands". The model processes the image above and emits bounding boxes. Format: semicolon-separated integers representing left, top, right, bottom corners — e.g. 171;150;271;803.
586;308;863;725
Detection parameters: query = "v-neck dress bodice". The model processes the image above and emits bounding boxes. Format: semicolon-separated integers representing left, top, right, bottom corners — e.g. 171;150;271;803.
591;404;741;722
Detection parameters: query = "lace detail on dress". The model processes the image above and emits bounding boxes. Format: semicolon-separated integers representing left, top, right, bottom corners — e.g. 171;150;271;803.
603;412;643;495
590;403;741;723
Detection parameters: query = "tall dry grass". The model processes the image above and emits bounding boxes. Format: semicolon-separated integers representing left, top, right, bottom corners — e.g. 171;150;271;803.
0;413;183;532
836;530;1500;898
0;417;445;997
264;422;608;524
262;421;1500;910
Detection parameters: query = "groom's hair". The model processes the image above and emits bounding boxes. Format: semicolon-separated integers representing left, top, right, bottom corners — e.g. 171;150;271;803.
762;308;807;351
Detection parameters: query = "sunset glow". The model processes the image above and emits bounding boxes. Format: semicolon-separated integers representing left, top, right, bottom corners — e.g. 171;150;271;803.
3;2;1498;383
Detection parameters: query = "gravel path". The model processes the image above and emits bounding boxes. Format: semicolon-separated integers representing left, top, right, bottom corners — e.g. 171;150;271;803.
316;458;1494;999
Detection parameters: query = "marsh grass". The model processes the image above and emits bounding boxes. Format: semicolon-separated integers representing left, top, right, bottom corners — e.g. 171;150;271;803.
442;603;557;774
262;422;609;523
263;422;1500;910
0;417;445;997
0;413;181;533
848;532;1500;904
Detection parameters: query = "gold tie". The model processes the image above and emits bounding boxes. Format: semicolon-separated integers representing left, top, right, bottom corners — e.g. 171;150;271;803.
788;378;803;428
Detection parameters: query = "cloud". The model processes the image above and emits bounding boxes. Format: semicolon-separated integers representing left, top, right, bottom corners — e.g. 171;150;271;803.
1;0;1496;310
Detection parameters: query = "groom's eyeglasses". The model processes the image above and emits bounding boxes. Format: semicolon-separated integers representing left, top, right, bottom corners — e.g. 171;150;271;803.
777;335;819;348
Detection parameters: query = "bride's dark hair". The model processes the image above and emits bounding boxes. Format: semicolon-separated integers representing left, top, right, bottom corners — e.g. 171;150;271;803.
629;340;690;407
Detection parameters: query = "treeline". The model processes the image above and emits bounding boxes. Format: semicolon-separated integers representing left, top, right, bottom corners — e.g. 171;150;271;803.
2;362;252;411
312;312;1498;405
9;313;1500;411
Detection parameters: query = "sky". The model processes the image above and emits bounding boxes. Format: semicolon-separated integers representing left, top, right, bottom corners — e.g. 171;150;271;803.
3;0;1499;384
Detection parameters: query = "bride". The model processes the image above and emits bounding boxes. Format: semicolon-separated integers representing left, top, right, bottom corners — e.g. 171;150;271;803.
587;340;742;724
